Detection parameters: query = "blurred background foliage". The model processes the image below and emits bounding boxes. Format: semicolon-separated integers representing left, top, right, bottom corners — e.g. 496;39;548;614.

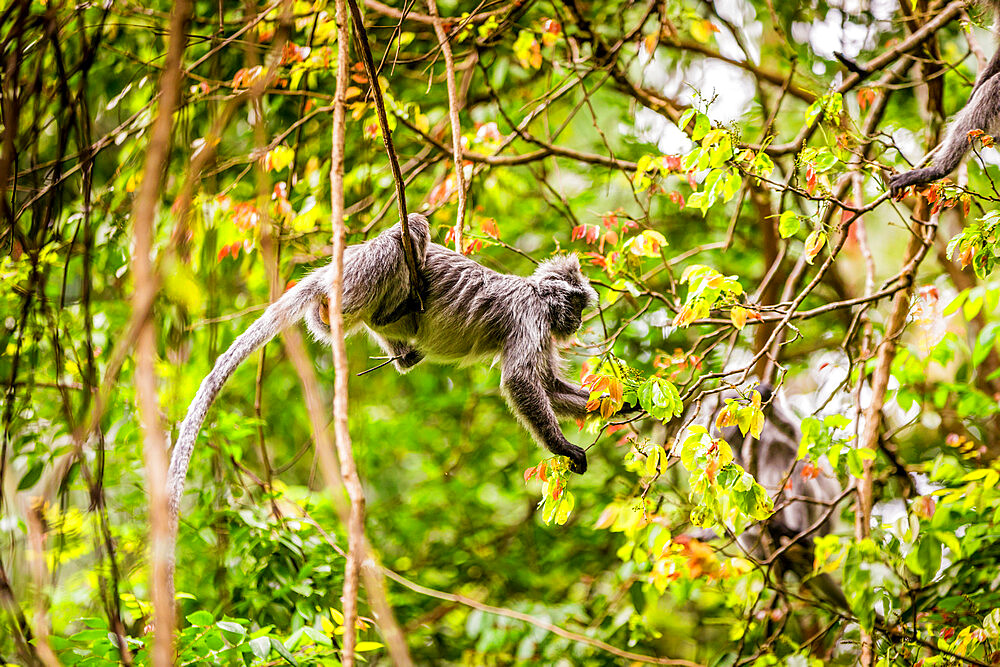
5;0;1000;664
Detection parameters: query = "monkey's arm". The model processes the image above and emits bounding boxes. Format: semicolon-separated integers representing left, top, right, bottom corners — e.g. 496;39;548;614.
889;60;1000;196
548;383;590;418
501;341;588;473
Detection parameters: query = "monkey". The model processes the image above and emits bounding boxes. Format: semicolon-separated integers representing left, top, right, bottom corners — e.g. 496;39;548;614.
888;0;1000;197
167;212;598;522
697;385;849;610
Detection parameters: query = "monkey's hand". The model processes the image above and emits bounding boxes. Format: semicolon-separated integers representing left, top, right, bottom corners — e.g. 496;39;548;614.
555;442;588;474
888;168;935;199
613;401;642;418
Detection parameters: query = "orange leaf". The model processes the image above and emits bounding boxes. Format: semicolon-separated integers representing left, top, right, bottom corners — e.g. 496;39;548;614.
594;505;618;529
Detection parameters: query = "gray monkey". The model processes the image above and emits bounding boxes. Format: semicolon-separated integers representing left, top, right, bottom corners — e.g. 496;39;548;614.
718;385;848;610
889;0;1000;196
168;213;597;522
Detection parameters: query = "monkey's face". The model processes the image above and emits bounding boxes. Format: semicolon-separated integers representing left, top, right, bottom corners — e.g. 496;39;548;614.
532;254;597;339
542;281;595;339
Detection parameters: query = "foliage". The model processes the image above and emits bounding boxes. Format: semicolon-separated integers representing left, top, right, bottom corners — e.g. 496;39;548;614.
6;0;1000;665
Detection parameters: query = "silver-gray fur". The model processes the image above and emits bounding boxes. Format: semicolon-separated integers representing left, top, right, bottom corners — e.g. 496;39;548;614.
168;212;597;527
718;385;848;609
889;0;1000;196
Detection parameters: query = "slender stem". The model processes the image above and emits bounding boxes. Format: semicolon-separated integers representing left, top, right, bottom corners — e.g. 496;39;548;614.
130;1;192;664
330;1;361;663
427;0;467;251
345;0;422;307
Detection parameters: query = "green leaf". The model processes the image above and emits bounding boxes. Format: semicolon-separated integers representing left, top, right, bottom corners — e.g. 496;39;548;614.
984;609;1000;639
186;610;214;627
778;211;800;238
637;377;682;421
678;108;696;131
273;637;300;666
217;620;246;643
249;636;271;659
692;113;710;141
17;461;43;490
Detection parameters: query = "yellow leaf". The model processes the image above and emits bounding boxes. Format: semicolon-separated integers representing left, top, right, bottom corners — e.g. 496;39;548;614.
730;306;747;330
263;145;295;172
554;493;575;525
595;504;619;529
690;19;716;43
673;307;695;328
715;404;737;430
320;616;337;634
804;230;827;264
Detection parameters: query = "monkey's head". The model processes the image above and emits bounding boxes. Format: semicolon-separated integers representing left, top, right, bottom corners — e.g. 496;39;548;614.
532;254;598;339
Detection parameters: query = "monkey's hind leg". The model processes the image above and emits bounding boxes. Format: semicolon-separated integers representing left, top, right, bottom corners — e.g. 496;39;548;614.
366;331;424;373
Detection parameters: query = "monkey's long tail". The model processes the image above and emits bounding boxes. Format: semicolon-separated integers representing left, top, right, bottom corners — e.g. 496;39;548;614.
167;274;322;526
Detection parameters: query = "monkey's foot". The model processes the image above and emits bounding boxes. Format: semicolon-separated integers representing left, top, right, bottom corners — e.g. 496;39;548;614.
395;350;424;371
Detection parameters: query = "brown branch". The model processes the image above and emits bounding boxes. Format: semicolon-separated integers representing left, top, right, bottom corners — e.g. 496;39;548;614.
346;0;422;309
383;569;705;666
330;1;363;663
857;5;948;663
427;0;467;251
755;0;967;155
560;0;682;122
130;1;192;664
663;38;817;103
332;2;414;664
26;503;58;667
396;110;638;171
363;0;509;25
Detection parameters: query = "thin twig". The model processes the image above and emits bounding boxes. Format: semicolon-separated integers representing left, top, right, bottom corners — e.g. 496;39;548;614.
427;0;467;251
346;0;422;308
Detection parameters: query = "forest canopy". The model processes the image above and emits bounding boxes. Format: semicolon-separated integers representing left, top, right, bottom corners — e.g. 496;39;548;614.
4;0;1000;665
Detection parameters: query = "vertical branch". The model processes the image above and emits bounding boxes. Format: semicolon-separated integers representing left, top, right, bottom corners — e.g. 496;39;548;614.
426;0;467;252
329;0;362;663
855;218;929;665
26;502;58;667
345;0;422;308
249;1;294;521
130;1;192;664
858;5;942;662
278;328;415;667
